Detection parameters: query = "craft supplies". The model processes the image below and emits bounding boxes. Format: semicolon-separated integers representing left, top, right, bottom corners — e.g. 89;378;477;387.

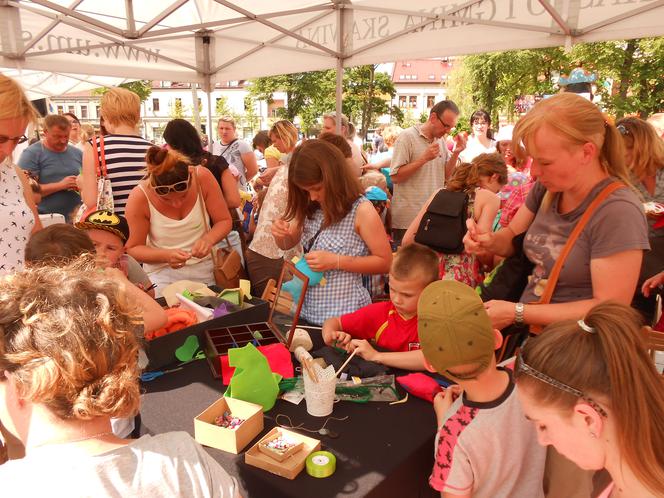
275;414;347;439
288;328;313;352
306;451;337;478
335;348;359;377
195;397;264;454
303;363;337;417
258;431;304;462
213;411;245;429
245;427;321;480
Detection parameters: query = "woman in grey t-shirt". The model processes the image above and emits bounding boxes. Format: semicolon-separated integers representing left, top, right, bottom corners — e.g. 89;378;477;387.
464;93;649;331
0;264;240;498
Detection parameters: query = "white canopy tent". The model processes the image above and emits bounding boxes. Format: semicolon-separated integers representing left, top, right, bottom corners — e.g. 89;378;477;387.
2;0;664;133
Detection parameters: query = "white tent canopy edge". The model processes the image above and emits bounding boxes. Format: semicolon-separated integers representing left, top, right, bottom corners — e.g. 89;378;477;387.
2;0;663;134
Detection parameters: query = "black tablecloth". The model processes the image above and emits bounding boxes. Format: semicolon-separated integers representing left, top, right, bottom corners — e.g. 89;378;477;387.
140;355;439;498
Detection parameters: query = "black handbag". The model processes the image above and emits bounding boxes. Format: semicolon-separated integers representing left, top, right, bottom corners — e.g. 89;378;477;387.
477;233;534;302
414;189;468;254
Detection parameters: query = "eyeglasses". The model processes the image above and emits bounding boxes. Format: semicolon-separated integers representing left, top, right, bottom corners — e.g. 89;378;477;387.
515;354;608;418
617;124;629;136
436;114;455;131
151;174;191;196
0;135;28;145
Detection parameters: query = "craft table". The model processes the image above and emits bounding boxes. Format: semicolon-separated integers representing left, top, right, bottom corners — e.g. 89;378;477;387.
139;349;439;498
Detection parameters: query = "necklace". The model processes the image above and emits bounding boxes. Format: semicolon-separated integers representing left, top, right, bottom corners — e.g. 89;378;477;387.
33;430;114;448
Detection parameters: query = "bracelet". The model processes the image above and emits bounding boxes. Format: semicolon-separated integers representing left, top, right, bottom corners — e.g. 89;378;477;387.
514;302;525;326
336;254;341;271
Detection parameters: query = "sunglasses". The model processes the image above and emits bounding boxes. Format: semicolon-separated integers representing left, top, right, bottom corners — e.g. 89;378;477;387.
0;135;28;145
617;124;630;136
151;174;191;196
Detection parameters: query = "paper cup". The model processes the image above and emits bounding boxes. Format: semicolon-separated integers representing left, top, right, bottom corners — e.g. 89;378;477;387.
303;365;336;417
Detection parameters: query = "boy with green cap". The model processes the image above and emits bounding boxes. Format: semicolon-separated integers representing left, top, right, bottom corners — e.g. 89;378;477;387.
418;280;545;498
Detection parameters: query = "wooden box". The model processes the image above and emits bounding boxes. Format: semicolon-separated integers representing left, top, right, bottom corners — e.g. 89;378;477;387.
194;396;263;454
245;427;320;480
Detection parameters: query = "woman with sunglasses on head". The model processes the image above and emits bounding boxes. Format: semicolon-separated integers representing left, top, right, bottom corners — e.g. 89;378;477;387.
0;74;42;277
515;302;664;498
125;146;231;296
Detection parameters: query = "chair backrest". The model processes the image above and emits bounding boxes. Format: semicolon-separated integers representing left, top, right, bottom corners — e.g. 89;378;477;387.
261;278;294;316
643;325;664;375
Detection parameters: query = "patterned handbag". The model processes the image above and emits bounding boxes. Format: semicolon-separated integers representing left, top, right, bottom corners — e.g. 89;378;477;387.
74;135;113;222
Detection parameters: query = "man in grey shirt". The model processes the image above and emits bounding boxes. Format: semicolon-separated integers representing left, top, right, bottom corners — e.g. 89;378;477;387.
390;100;466;245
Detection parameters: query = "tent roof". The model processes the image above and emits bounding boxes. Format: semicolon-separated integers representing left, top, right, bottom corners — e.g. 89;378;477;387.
2;0;663;90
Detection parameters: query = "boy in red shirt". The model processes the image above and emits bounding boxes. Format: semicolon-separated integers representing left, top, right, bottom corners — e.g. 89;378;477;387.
322;243;438;370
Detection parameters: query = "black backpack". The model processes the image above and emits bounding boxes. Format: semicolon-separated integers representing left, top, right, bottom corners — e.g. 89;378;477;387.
414;189;468;254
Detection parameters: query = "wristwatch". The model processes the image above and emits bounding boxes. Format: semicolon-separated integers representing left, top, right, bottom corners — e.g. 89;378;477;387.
514;302;525;326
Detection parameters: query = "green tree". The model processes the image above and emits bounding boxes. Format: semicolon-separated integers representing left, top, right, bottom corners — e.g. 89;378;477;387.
342;65;396;139
92;80;152;102
170;98;186;119
215;95;233;117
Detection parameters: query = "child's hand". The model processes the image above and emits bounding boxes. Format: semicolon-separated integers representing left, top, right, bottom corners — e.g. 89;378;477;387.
347;339;379;362
642;270;664;297
330;331;352;348
433;385;462;422
305;250;337;272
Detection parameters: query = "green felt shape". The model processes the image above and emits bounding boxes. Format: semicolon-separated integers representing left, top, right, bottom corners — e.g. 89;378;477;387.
218;289;241;305
181;289;196;301
175;335;200;362
224;343;281;412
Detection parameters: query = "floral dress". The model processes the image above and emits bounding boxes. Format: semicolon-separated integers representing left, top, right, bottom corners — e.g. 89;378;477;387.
438;190;482;288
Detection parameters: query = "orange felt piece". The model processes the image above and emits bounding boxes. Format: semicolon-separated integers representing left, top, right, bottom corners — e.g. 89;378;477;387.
145;307;198;341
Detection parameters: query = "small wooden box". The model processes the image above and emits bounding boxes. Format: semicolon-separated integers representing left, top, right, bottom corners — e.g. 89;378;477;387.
245;427;321;480
257;431;304;462
194;397;263;454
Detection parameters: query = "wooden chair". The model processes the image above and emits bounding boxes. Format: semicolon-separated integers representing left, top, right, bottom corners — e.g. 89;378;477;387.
261;278;294;316
644;325;664;367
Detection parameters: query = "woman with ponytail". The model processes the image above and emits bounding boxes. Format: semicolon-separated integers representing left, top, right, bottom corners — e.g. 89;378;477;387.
403;152;507;286
515;301;664;498
0;263;240;496
125;146;232;295
464;92;649;330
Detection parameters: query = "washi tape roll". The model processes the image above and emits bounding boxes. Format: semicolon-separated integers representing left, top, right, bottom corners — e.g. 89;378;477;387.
306;451;336;478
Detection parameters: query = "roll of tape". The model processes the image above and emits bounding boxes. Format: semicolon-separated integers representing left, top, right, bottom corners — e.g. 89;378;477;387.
306;451;336;478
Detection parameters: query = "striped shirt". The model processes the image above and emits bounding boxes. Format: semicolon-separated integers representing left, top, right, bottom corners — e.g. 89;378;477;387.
93;134;151;215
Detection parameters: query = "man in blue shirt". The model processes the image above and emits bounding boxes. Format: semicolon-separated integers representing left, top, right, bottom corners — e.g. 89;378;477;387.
19;114;82;221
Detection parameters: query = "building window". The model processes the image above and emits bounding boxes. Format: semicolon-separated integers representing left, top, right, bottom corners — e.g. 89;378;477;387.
399;75;405;80
56;105;65;114
80;106;88;119
398;96;407;108
68;105;75;115
409;96;418;108
95;105;101;118
429;74;436;80
426;96;435;108
152;98;160;112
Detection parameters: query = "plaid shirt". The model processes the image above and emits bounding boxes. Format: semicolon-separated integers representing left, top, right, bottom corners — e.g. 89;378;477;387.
300;197;371;325
499;172;533;228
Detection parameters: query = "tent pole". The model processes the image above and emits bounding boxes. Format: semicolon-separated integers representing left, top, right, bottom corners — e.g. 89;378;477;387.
335;2;344;134
206;80;213;143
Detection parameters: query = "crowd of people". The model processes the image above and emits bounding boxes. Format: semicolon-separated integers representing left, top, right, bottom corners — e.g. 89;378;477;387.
1;69;663;497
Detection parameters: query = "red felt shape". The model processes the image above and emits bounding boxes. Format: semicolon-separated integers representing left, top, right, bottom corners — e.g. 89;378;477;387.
396;373;444;403
220;343;294;385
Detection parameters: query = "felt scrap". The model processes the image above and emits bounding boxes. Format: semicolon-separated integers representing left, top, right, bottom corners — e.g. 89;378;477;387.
145;308;197;341
162;280;216;307
224;343;282;412
292;257;326;286
396;373;443;403
221;343;294;385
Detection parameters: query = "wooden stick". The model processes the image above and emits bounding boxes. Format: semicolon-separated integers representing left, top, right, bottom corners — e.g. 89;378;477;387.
307;358;319;383
301;358;318;383
284;324;322;331
335;348;359;377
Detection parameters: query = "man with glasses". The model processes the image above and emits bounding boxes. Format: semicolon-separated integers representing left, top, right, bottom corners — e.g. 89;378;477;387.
18;114;82;221
389;100;466;246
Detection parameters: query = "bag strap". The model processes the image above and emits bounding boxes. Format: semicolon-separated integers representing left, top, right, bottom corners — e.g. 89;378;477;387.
98;134;108;177
195;168;230;258
537;181;624;306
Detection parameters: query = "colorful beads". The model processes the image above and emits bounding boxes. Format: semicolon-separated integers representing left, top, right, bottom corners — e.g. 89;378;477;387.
214;411;244;429
265;434;298;451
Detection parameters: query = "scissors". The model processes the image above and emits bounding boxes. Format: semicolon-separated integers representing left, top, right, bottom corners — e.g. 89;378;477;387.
140;366;183;382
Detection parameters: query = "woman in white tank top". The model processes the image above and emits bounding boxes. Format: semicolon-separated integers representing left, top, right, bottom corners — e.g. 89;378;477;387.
125;146;232;297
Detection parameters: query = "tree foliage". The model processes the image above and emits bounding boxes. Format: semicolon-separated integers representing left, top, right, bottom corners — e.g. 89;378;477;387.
92;80;153;102
449;37;664;121
248;65;396;137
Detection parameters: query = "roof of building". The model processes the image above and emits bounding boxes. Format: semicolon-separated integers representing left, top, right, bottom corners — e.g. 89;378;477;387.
392;59;454;84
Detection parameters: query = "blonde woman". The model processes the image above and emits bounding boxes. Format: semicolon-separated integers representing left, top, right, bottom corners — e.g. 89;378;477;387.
0;263;240;497
246;120;299;295
464;93;649;330
80;87;152;215
0;74;42;276
125;147;231;295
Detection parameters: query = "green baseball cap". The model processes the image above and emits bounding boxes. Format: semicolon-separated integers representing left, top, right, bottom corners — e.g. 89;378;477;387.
418;280;496;377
